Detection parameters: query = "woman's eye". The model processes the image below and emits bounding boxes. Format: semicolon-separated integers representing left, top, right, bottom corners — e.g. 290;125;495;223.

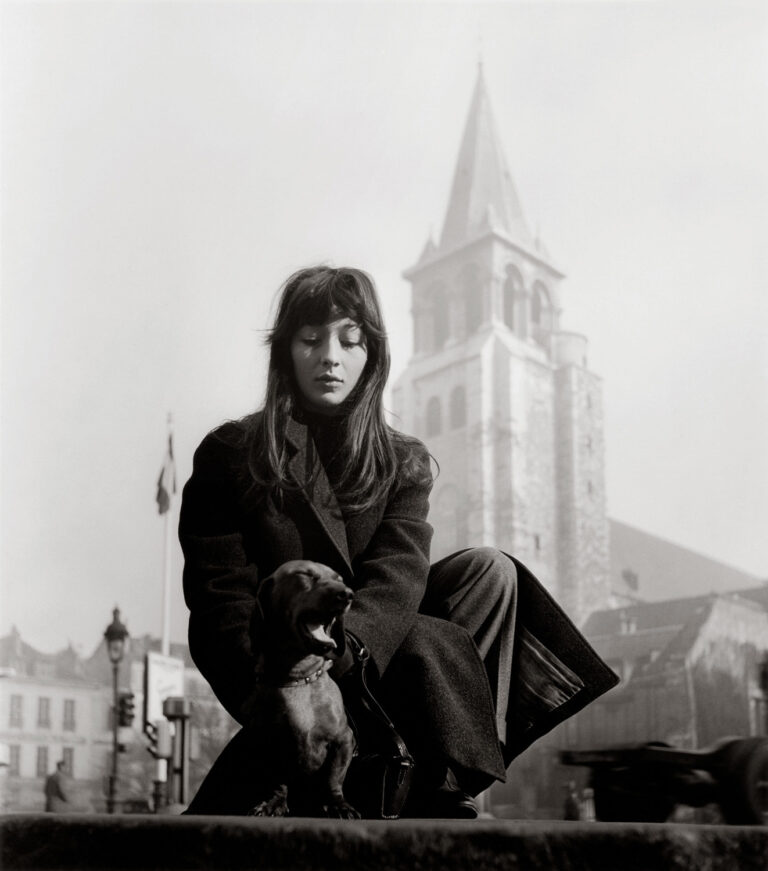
301;337;319;346
341;340;360;349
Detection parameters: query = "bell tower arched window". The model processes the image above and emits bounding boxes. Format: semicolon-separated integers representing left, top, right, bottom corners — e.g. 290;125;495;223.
432;285;450;351
426;396;442;437
531;281;553;330
531;283;543;325
449;385;466;429
460;263;483;336
503;265;523;332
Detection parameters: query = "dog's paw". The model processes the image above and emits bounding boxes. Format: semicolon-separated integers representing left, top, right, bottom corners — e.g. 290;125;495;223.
323;799;360;820
249;797;290;817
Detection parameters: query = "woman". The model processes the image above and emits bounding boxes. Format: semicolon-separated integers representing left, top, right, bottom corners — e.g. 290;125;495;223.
180;265;617;817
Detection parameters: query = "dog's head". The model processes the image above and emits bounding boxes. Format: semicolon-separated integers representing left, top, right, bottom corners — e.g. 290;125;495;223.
254;560;353;658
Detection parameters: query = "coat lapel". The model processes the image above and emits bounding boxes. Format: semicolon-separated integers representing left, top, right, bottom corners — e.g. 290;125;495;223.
285;417;353;575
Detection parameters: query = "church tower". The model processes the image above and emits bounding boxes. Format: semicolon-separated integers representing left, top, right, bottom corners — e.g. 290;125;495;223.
392;67;610;625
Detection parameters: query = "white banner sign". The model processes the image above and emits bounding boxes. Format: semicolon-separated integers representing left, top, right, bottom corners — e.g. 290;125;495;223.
144;651;185;724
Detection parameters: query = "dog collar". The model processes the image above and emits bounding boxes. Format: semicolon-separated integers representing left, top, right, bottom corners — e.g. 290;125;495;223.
254;659;332;689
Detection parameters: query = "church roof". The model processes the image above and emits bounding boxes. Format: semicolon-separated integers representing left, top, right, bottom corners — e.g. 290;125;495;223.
583;588;768;682
609;518;762;602
439;66;535;253
0;626;89;682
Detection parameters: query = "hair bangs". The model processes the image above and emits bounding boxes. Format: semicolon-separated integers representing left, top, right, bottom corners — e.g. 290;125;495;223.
270;267;386;356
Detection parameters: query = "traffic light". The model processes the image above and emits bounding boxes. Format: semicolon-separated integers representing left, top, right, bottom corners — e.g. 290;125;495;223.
145;719;172;759
118;691;135;727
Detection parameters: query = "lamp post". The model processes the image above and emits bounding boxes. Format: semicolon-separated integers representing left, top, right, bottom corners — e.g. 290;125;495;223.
104;607;129;814
759;653;768;736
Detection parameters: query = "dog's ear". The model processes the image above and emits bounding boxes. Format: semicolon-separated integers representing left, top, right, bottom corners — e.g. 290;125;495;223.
252;573;275;633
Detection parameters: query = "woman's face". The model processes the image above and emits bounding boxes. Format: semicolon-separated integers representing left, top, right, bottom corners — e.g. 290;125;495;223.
290;317;368;414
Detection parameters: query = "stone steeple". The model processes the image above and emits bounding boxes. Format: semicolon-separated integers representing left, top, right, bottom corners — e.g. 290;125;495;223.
394;67;611;628
439;65;535;254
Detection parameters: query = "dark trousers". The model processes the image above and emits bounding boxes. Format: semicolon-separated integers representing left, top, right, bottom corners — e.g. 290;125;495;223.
371;547;518;793
421;547;517;743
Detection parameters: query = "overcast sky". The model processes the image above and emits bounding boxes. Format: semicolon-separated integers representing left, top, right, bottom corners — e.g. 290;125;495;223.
2;0;766;655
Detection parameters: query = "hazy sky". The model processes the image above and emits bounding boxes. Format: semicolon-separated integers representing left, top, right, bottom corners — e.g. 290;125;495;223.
2;1;766;655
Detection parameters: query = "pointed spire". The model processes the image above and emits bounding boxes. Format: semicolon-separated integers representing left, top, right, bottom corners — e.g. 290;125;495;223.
439;67;534;252
417;232;437;264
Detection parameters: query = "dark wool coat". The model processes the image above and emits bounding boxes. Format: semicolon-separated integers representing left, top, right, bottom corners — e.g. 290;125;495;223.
180;414;618;794
44;770;69;812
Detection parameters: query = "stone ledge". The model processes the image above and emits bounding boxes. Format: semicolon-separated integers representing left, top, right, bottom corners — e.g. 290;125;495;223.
2;814;767;871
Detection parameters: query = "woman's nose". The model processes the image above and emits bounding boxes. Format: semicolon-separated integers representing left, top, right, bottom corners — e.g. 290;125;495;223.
320;337;341;366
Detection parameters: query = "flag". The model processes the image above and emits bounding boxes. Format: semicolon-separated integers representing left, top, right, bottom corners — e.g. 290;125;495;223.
156;434;177;515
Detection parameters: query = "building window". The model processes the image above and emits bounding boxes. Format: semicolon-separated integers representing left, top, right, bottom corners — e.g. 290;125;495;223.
531;285;542;325
449;386;466;429
9;694;22;728
62;747;75;776
9;745;21;777
37;697;51;729
36;745;49;778
434;303;449;351
430;283;450;351
460;263;483;336
63;699;76;731
426;396;442;437
503;265;523;332
621;568;639;593
619;612;637;635
531;281;552;330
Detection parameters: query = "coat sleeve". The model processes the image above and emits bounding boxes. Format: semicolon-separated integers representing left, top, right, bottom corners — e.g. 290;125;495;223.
344;439;433;678
178;427;258;724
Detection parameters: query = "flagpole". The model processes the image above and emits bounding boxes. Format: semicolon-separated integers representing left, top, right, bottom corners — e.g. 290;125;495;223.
161;413;174;657
162;510;171;657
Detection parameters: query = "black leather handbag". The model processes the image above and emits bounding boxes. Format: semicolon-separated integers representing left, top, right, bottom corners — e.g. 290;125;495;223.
340;642;414;820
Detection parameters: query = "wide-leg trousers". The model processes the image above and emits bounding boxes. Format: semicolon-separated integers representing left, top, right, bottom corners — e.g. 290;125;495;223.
421;546;517;742
373;547;518;792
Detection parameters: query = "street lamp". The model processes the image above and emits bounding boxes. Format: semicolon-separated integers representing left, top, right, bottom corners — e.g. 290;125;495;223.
104;607;129;814
759;653;768;736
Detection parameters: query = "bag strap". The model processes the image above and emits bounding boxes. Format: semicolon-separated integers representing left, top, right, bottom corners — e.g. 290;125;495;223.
346;639;413;763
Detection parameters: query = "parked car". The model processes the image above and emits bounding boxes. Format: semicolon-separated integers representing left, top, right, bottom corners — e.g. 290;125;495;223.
561;737;768;825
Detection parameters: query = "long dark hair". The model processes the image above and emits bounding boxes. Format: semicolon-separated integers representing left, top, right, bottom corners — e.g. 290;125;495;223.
246;265;421;513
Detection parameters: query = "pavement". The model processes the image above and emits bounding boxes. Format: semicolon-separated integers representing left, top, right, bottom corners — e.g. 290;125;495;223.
2;813;767;870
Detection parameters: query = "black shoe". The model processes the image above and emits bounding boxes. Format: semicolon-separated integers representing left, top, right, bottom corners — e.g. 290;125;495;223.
404;781;479;819
433;787;479;819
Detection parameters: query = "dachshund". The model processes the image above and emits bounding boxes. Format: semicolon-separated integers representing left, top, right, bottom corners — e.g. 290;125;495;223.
242;560;360;819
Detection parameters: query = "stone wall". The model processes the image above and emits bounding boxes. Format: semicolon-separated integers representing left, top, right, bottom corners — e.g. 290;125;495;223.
3;815;767;871
555;364;610;625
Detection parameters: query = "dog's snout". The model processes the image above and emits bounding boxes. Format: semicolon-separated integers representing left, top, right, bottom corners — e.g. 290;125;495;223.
337;588;353;605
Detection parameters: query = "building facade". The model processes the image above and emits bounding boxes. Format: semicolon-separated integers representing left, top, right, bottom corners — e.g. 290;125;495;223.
0;628;111;811
392;67;610;624
0;628;236;812
491;586;768;819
